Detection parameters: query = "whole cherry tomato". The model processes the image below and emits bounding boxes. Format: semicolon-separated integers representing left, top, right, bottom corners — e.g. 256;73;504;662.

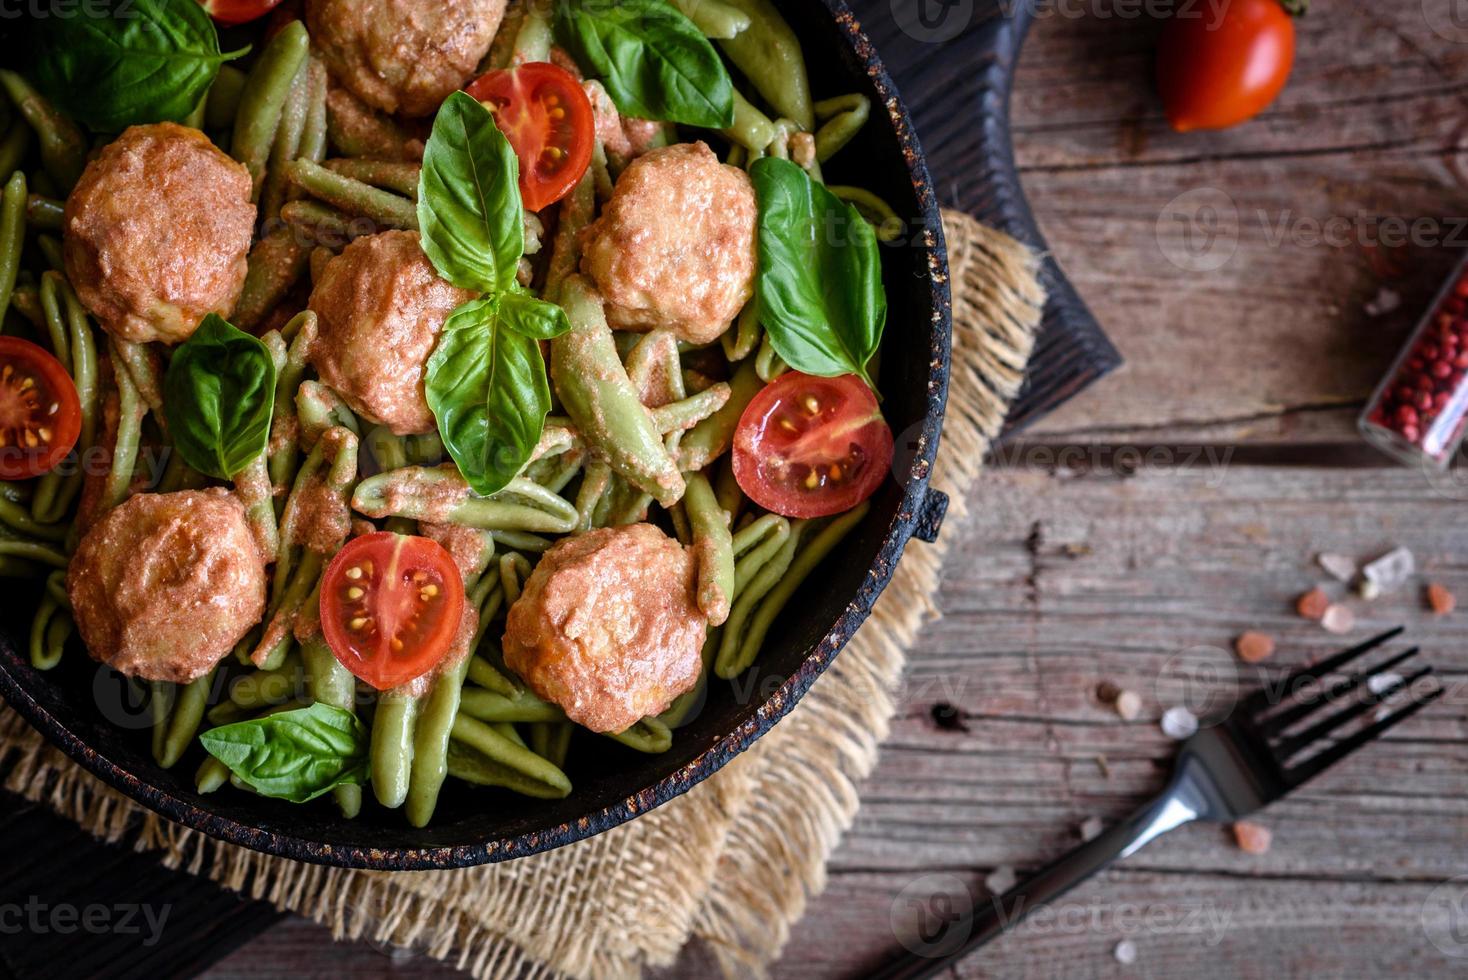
1157;0;1296;132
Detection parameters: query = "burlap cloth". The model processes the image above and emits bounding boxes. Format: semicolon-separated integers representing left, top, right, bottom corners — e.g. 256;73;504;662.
0;210;1043;979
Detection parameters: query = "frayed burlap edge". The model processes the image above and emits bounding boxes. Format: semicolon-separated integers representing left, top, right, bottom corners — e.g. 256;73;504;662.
0;210;1042;980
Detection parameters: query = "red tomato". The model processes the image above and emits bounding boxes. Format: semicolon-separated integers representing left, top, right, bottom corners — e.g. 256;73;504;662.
320;533;466;691
1157;0;1295;132
464;63;595;212
198;0;286;25
732;373;894;519
0;337;80;481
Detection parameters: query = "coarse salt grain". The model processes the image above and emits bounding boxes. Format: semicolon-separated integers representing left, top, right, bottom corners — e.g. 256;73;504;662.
1234;631;1276;663
1114;690;1142;721
984;865;1017;895
1295;588;1330;621
1232;821;1272;855
1321;603;1355;634
1079;816;1104;841
1367;672;1402;696
1160;706;1198;740
1317;552;1357;583
1362;546;1415;594
1113;939;1138;964
1427;582;1456;616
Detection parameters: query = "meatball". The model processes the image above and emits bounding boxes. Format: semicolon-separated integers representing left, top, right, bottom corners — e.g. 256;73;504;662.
306;0;507;117
504;524;707;733
63;123;255;345
580;142;756;345
307;231;475;435
68;489;268;684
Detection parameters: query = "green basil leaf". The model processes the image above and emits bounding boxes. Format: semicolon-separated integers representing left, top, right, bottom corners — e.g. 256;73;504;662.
499;290;572;341
200;703;369;804
163;313;276;480
555;0;734;128
24;0;245;132
750;157;886;389
418;91;524;294
426;297;551;496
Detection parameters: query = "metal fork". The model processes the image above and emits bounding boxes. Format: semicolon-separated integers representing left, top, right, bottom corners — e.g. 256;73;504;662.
870;627;1444;980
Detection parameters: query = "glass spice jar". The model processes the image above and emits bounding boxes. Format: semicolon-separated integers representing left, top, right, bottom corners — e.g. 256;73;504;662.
1360;257;1468;468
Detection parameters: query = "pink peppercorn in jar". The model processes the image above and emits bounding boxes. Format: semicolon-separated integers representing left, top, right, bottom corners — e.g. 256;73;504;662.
1360;260;1468;468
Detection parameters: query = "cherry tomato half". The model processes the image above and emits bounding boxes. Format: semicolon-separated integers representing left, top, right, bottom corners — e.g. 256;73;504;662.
198;0;287;25
732;373;894;519
1157;0;1295;132
320;532;466;691
0;337;81;481
465;63;595;212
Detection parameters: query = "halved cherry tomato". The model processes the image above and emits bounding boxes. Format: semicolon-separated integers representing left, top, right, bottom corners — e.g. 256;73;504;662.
732;373;894;519
198;0;286;25
464;63;595;212
1157;0;1295;132
0;337;81;481
320;532;466;691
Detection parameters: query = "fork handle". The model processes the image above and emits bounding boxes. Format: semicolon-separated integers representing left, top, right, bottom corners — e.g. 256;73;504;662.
868;787;1198;980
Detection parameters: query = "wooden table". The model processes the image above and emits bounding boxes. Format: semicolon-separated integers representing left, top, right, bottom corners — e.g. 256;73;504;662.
207;5;1468;977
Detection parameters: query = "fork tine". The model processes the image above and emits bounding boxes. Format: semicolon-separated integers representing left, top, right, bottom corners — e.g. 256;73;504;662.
1282;684;1445;789
1243;626;1406;715
1272;665;1433;760
1256;646;1420;738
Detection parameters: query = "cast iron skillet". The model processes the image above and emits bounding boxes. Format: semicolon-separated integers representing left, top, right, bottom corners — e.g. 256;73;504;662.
0;0;952;870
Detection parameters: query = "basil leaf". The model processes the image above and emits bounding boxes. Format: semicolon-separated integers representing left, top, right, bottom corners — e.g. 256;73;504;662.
418;91;523;294
555;0;734;128
163;314;276;480
499;290;572;341
426;297;552;496
750;157;886;389
200;703;369;804
24;0;244;132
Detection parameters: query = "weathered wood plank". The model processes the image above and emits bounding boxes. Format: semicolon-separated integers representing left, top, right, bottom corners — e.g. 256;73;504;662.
1012;3;1468;442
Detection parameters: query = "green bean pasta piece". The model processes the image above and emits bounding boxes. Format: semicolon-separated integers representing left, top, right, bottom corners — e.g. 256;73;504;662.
728;503;868;676
649;384;731;435
284;159;418;230
574;459;613;531
713;456;744;524
499;552;531;605
37;234;63;273
149;682;172;761
544;166;595;301
715;0;814;130
0;497;65;542
9;283;40;328
0;71;86;191
0;124;31;186
250;550;322;669
732;514;790;592
467;654;519;697
234;453;280;567
23;194;63;234
158;670;212;768
372;691;420;809
259;56;313;224
206;699;248;727
608;716;673;754
205;64;248;131
553;277;684;506
111;339;164;420
183;90;208;130
722;89;777;152
0;174;25;327
267;312;317;495
677;359;762;472
671;0;751;37
297;59;330;166
658;628;717;728
814;94;871;162
715;521;804;678
828;185;905;242
322;159;421;198
301;634;363;817
721;300;761;363
445;737;569;799
755;332;788;382
682;471;733;625
324;84;421;162
234;226;311;334
42;568;67;607
459;687;562;724
36;271;71;375
35;277;96;526
528;721;572;770
366;428;409;471
297;380;359;448
231;21;311;200
28;594;70;670
510;4;554;64
406;654;471;827
195;755;231;793
353;467;579;533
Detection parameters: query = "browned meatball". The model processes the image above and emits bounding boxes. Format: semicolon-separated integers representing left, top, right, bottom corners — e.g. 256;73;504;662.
580;142;756;345
63;123;255;345
307;231;475;435
504;524;707;733
306;0;507;118
68;489;268;684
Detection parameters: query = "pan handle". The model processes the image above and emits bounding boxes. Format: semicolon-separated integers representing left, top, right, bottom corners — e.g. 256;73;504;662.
912;488;948;543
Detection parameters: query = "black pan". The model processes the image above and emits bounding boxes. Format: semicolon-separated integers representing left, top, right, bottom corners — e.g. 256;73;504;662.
0;0;952;870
